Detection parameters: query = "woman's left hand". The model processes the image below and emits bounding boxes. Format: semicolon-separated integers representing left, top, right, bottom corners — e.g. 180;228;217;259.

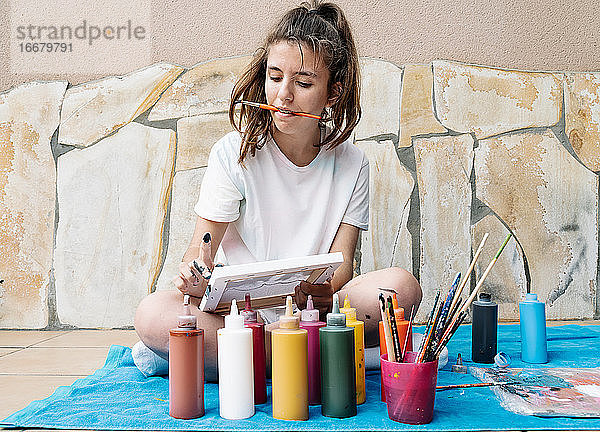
295;280;334;317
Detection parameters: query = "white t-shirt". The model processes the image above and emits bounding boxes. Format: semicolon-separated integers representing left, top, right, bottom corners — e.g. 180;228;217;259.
194;130;369;265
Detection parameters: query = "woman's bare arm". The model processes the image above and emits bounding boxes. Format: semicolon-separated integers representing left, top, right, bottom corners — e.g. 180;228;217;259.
328;222;360;292
173;216;229;297
182;216;229;263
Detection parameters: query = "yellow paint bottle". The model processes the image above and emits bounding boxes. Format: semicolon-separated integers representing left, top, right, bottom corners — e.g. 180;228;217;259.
271;296;309;420
340;295;366;404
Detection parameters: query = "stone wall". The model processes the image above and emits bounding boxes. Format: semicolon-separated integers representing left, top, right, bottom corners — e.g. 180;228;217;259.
0;57;598;328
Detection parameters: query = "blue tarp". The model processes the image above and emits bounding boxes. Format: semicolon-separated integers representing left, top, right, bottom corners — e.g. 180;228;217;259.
3;324;600;430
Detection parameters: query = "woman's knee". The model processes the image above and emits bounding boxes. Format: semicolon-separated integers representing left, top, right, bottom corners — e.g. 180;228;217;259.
134;290;179;343
375;267;422;309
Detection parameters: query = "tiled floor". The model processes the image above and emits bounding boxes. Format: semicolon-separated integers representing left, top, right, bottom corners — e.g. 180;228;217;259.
1;322;599;431
0;329;140;431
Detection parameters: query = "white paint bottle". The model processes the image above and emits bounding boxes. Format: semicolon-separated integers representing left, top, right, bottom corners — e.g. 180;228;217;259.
217;299;255;419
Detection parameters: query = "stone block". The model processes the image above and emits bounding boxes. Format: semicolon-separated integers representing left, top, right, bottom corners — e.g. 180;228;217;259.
565;73;600;171
59;63;183;147
54;123;176;327
433;60;562;139
414;134;474;323
476;130;597;319
155;168;206;292
149;56;252;121
0;81;67;328
399;64;446;148
176;113;233;171
354;140;413;274
355;59;401;141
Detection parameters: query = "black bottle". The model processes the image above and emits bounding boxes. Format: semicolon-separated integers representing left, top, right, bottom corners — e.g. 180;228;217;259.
471;293;498;363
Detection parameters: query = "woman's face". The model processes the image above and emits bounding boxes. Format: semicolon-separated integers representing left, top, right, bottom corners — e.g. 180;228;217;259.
265;40;333;137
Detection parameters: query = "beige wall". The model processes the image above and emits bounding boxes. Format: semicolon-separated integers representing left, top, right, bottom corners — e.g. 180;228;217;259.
2;0;600;92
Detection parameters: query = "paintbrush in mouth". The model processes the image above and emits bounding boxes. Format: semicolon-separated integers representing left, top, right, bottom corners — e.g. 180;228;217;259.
234;100;322;120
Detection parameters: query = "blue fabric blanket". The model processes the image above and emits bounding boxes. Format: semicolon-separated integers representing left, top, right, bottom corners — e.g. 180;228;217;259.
3;324;600;430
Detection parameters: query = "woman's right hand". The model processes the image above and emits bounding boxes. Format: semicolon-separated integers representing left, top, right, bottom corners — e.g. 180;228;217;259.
172;232;214;298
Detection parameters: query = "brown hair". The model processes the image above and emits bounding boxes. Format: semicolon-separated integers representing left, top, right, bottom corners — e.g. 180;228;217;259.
229;1;361;163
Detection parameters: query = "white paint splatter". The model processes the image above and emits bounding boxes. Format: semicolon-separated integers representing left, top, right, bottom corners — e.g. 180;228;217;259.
574;385;600;398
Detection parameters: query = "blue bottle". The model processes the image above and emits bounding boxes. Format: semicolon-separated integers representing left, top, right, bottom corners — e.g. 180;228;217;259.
519;293;548;363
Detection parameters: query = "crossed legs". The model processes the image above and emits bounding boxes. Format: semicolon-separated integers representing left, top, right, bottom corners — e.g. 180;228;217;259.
134;266;422;381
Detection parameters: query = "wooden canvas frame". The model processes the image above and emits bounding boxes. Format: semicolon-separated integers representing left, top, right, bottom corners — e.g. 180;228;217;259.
199;252;344;313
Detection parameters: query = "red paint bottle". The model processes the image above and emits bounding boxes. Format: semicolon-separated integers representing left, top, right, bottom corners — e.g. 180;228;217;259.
240;293;267;405
299;295;326;405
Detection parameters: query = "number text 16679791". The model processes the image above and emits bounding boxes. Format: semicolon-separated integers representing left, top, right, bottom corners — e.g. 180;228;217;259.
19;43;73;53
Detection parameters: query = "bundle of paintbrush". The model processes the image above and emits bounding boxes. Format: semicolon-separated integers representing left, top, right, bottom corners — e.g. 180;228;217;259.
415;233;512;363
378;294;415;363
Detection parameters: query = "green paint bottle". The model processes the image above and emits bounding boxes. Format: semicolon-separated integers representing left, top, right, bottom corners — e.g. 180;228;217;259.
319;293;357;418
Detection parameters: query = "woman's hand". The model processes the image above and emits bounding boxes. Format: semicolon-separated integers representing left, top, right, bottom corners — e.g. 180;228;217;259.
295;280;334;318
172;232;214;298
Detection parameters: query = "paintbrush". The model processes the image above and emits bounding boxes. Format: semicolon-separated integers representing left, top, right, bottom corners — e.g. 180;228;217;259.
418;290;440;353
379;294;396;363
435;383;509;391
234;100;322;120
387;296;402;362
437;380;524;391
417;294;445;362
447;233;489;318
435;304;465;358
435;234;512;355
457;234;512;317
400;305;415;361
435;272;461;340
434;310;467;358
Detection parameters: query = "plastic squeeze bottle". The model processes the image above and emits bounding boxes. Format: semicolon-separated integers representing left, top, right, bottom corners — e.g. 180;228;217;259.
271;296;309;420
519;293;548;363
472;293;498;363
169;294;205;419
240;293;267;405
320;293;356;418
340;295;366;405
217;299;255;419
299;295;326;405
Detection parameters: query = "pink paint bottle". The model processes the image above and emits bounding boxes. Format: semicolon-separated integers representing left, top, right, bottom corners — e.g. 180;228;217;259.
169;294;204;419
240;293;267;405
299;295;326;405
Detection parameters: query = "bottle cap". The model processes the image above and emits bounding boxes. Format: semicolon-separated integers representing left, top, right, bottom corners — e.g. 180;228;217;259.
494;351;511;368
279;296;299;329
326;293;346;327
525;293;538;302
479;292;492;302
224;299;244;329
177;295;197;329
301;295;320;322
339;295;357;321
240;293;258;323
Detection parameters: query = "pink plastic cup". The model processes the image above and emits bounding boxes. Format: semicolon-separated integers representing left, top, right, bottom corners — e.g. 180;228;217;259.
380;352;438;425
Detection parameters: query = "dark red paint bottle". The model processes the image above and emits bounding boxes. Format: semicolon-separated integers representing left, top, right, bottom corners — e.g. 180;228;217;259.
240;293;267;404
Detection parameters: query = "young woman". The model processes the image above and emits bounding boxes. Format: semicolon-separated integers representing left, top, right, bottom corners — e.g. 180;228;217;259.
134;1;422;381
